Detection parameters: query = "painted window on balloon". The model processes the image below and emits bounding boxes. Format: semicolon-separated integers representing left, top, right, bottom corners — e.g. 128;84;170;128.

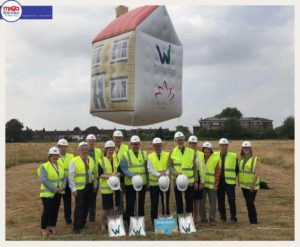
92;73;106;109
111;38;128;63
110;77;128;101
92;45;103;67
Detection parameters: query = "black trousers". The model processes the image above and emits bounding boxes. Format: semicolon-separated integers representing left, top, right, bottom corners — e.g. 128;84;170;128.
41;193;61;229
124;185;146;223
217;180;237;221
62;182;72;223
242;188;258;224
150;186;170;224
73;183;93;230
174;185;194;214
88;184;99;221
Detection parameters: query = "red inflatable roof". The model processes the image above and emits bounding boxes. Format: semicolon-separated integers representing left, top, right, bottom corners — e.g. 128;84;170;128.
93;5;158;43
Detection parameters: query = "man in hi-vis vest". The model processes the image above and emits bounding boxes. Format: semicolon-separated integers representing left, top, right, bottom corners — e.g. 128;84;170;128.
86;134;102;222
57;139;74;225
112;130;128;214
120;135;148;224
147;137;170;226
169;131;198;214
215;138;239;223
69;142;98;234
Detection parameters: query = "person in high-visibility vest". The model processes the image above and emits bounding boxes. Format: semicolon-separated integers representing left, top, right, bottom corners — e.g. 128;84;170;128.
169;132;197;214
112;130;128;214
86;134;102;222
147;137;170;226
68;142;98;234
188;135;203;225
57;138;74;225
120;135;148;224
99;140;122;230
39;147;66;237
215;138;239;223
199;142;220;226
238;141;260;224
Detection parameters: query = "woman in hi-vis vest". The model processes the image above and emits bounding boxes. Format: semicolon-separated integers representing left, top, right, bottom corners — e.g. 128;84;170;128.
99;140;121;231
199;142;220;226
238;141;260;224
39;147;66;237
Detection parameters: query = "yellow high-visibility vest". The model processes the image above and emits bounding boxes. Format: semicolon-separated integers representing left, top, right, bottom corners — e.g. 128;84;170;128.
124;149;147;185
58;153;74;177
113;143;129;166
40;161;65;198
73;156;96;191
148;151;169;186
215;151;237;185
199;154;219;189
99;156;120;194
239;156;260;190
170;146;195;184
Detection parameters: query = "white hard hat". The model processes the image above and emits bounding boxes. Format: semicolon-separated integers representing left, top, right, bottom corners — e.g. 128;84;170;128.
130;135;141;143
174;131;185;140
132;175;143;191
86;134;96;141
107;176;120;191
219;138;229;145
203;141;213;149
152;137;162;144
188;135;198;143
159;176;170;192
78;141;88;148
105;140;116;148
242;141;252;147
57;138;68;146
48;147;60;155
176;174;189;192
113;130;123;137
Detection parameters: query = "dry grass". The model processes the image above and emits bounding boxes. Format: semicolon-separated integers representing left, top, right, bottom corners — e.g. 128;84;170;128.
5;140;294;240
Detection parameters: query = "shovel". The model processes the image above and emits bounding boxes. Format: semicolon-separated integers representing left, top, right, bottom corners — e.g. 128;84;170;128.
178;190;196;234
129;190;146;236
154;190;178;235
107;190;126;237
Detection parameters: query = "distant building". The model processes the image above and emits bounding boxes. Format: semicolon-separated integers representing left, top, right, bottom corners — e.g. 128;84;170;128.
193;117;273;133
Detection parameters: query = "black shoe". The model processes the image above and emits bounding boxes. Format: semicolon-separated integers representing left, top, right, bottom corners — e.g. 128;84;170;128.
66;219;72;225
72;228;81;234
209;221;216;226
231;218;237;223
221;218;227;223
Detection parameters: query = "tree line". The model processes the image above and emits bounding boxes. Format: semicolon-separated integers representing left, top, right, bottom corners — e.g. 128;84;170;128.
5;107;294;142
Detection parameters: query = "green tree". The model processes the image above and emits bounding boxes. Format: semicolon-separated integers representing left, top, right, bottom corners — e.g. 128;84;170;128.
175;125;191;138
155;127;165;140
6;119;24;142
281;116;294;139
73;126;81;132
23;126;34;142
215;107;243;118
85;126;99;133
223;117;242;139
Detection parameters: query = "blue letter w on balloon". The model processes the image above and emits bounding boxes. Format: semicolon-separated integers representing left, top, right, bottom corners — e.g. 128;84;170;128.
156;44;171;64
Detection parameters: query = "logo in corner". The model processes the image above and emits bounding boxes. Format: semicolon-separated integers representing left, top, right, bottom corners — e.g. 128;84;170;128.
1;0;22;22
154;80;175;101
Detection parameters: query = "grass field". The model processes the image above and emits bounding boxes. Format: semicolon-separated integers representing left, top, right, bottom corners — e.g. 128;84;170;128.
5;140;294;240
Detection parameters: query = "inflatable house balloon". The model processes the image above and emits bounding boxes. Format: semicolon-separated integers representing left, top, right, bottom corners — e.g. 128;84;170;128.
90;5;183;126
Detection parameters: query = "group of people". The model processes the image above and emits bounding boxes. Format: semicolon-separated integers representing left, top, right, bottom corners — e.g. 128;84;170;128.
38;130;260;237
